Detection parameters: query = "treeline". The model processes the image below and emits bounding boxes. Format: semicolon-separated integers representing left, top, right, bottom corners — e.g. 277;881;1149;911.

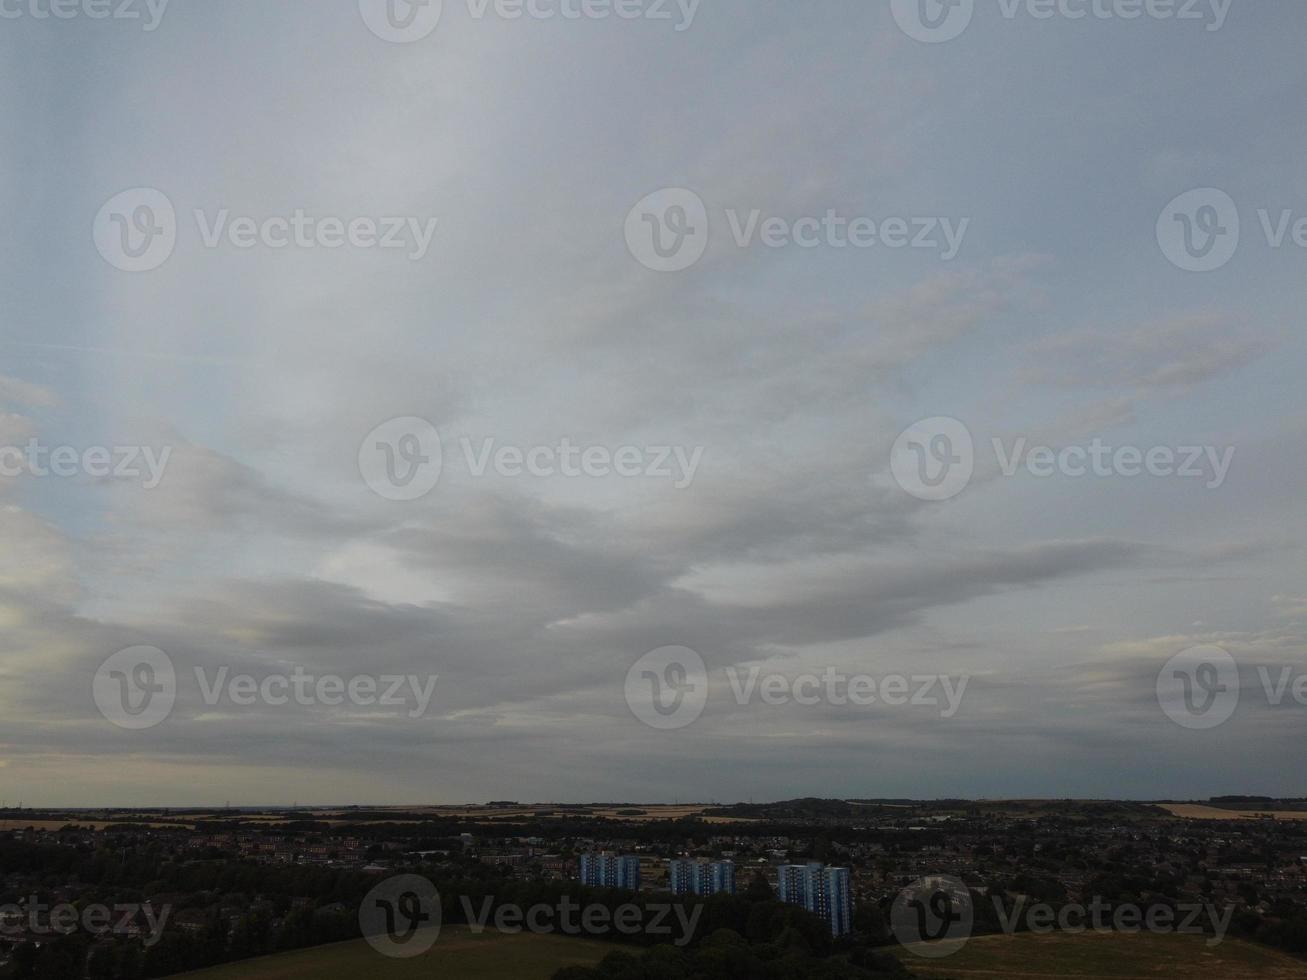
937;877;1307;962
0;859;896;979
1234;907;1307;956
0;838;390;902
3;903;359;979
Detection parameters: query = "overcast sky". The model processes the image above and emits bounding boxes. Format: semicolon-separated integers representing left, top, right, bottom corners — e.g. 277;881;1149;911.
1;1;1304;807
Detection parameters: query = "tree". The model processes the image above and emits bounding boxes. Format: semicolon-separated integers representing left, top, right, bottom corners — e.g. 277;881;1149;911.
744;871;773;901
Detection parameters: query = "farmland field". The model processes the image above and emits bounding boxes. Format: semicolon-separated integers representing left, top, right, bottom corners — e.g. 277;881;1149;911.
892;931;1307;978
1158;803;1307;821
170;927;614;979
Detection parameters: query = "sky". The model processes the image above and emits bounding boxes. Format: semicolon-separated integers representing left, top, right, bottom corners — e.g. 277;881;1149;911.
0;0;1304;807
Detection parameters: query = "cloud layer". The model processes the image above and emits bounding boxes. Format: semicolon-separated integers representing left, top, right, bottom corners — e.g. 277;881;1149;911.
0;1;1303;805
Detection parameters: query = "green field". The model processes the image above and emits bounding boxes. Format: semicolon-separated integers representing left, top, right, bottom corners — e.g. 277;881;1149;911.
892;931;1307;978
170;927;614;979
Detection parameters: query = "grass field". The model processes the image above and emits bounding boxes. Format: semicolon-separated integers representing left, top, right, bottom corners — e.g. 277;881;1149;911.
171;927;614;979
892;931;1307;978
1158;804;1307;821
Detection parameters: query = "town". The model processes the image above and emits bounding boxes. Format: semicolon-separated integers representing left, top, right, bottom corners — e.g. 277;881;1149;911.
1;798;1306;977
